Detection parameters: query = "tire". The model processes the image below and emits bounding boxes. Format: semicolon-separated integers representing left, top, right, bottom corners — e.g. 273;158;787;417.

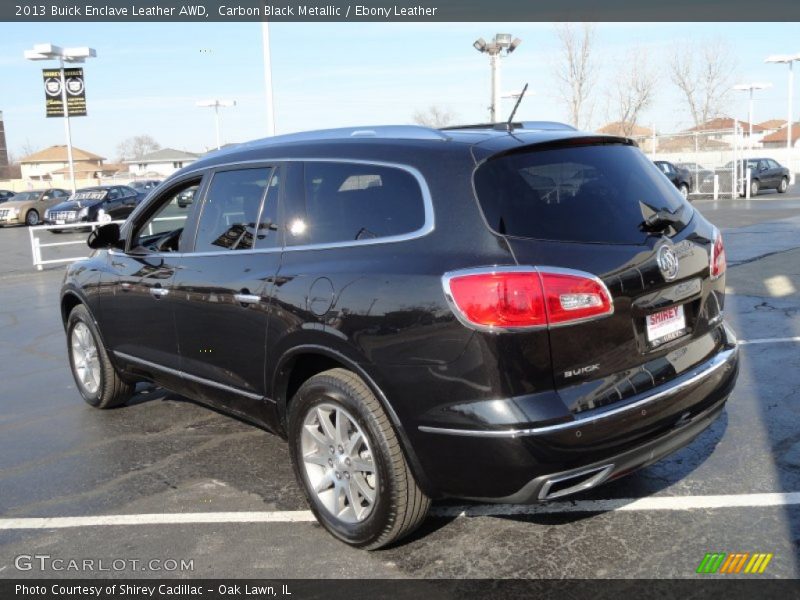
778;177;789;193
750;179;760;197
25;210;39;226
67;304;133;409
288;368;430;549
678;183;689;200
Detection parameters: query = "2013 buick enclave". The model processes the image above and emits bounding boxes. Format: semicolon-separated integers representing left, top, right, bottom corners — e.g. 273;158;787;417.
60;122;739;548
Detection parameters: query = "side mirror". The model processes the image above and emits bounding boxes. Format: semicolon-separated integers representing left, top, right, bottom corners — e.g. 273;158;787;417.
87;223;122;250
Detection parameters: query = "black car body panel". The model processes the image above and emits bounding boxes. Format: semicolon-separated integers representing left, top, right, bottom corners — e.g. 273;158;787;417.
61;124;738;502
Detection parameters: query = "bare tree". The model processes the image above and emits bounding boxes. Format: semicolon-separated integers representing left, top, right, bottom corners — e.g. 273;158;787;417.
670;40;736;128
116;135;161;162
610;49;657;136
554;24;596;129
412;106;457;128
17;139;40;160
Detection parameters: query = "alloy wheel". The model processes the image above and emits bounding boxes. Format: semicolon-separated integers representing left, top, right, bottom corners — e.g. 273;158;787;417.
301;402;378;523
71;322;101;395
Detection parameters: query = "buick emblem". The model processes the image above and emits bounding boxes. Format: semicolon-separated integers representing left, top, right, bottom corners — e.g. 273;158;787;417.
657;246;679;281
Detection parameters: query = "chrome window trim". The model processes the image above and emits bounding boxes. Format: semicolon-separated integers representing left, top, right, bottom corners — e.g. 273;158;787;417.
418;345;737;437
113;351;265;402
110;158;434;259
441;265;614;334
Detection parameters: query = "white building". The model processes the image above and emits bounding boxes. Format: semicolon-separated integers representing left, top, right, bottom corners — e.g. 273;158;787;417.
124;148;200;177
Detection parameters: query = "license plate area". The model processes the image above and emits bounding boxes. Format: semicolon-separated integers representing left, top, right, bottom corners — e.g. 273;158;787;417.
646;305;687;347
55;220;65;225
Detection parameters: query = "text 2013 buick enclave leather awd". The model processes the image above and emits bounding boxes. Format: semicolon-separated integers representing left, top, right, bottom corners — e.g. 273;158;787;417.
60;123;739;548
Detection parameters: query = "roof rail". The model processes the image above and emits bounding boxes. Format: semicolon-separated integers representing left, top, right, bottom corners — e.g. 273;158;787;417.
442;121;577;132
233;125;450;150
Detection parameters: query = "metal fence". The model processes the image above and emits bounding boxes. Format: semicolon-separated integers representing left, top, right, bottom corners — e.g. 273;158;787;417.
28;215;185;271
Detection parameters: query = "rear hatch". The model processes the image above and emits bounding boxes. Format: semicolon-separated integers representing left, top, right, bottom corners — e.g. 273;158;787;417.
472;139;726;414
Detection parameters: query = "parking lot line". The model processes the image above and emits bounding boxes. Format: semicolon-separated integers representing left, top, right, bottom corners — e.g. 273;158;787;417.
739;337;800;345
2;492;800;530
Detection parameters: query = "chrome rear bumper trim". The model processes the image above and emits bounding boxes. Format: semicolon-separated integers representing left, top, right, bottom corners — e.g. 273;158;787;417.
418;345;737;438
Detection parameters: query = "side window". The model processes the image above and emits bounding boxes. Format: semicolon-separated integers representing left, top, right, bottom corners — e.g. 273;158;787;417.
132;180;201;248
107;188;120;200
768;159;780;169
291;162;426;246
193;168;272;252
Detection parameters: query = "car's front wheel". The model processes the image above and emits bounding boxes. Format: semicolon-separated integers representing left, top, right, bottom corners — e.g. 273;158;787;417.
778;177;789;193
67;304;133;409
678;183;689;200
288;368;430;549
25;210;39;226
750;179;760;197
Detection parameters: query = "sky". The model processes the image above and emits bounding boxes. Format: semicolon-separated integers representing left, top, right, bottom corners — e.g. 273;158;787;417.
0;21;798;161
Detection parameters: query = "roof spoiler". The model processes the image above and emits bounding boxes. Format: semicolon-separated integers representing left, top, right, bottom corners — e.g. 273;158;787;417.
441;121;577;132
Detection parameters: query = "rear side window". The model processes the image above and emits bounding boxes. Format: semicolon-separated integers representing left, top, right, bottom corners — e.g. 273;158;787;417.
296;162;425;245
194;168;272;252
474;144;691;245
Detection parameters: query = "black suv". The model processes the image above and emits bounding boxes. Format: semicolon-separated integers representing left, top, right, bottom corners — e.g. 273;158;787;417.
60;123;739;549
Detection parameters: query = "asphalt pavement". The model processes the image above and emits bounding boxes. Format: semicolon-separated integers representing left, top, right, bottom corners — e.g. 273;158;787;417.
1;191;800;579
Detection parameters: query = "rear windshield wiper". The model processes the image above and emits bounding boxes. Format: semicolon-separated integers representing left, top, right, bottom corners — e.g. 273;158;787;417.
640;208;682;233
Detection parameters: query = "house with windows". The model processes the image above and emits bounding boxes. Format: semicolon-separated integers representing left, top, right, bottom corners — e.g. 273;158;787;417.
124;148;200;177
20;145;106;181
761;122;800;149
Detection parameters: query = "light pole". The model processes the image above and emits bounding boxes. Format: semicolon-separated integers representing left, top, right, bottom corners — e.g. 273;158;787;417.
261;22;276;136
24;43;96;194
765;53;800;183
473;34;522;122
733;82;771;150
196;99;236;150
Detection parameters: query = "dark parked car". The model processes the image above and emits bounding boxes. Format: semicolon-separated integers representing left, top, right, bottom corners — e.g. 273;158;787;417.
704;158;791;197
44;185;142;230
60;123;738;549
128;179;162;195
675;162;714;193
654;160;692;199
0;190;15;202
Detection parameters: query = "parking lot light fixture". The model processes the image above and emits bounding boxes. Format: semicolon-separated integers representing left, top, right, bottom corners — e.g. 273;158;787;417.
733;82;772;150
196;99;237;150
765;53;800;183
24;43;97;194
473;33;522;122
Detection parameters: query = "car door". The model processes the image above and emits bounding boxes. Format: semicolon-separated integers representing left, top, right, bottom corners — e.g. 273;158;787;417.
41;189;64;212
766;159;782;187
96;175;206;389
171;164;283;426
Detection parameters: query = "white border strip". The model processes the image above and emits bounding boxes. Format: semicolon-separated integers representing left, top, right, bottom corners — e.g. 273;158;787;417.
3;492;800;529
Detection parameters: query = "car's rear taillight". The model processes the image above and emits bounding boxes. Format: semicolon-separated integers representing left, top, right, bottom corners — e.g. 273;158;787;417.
443;267;613;331
710;229;726;280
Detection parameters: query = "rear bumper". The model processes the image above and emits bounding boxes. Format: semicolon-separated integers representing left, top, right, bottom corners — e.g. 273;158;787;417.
413;336;738;501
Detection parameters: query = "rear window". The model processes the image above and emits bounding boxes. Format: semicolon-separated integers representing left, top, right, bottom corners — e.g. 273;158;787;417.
296;162;425;245
474;144;691;244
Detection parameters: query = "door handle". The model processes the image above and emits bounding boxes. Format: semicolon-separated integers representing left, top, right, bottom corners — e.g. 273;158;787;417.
150;287;170;299
234;293;261;305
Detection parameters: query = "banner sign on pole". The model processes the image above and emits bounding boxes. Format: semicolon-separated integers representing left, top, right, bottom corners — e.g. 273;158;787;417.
42;68;87;117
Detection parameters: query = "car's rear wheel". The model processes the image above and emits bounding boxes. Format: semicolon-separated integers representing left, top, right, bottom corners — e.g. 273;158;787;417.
25;210;39;226
750;179;760;197
67;304;133;409
778;177;789;193
678;183;689;200
288;368;430;549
